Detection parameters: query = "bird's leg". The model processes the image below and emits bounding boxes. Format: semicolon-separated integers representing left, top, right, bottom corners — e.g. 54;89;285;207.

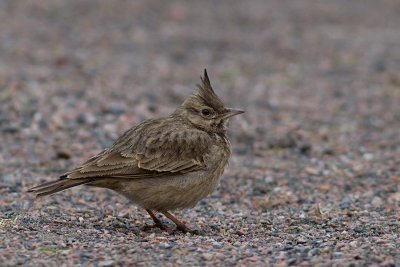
162;211;199;234
144;209;167;230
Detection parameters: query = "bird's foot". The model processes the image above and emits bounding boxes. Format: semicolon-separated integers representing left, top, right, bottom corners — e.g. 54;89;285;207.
142;222;167;231
144;209;168;231
176;225;202;235
161;210;203;235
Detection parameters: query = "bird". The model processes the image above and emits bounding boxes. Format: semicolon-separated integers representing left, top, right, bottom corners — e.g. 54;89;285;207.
28;69;244;234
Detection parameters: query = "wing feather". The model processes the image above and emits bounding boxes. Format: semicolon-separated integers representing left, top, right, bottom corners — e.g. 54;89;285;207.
63;118;211;180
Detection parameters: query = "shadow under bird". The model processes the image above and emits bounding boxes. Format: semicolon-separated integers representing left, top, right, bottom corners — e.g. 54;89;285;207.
29;69;244;234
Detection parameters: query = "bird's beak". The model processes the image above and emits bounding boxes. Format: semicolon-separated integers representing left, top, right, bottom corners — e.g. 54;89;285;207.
222;108;245;119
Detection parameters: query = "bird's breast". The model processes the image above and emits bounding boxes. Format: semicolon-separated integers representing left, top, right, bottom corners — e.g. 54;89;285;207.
206;134;230;166
115;133;232;211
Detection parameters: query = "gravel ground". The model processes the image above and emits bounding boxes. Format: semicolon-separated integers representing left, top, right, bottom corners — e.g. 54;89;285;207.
1;0;400;266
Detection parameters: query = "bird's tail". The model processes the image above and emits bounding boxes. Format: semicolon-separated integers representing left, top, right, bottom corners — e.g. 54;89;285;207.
28;178;94;197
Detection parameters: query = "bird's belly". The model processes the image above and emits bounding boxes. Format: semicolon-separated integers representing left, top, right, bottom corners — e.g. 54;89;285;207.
116;167;225;211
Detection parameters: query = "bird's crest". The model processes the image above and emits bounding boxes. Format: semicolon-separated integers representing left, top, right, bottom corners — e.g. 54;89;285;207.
183;69;225;112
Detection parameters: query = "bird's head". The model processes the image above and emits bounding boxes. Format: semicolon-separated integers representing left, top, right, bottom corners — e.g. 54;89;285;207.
177;69;244;134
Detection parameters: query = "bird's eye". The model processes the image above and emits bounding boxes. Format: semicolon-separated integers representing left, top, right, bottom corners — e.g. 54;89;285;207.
201;108;211;116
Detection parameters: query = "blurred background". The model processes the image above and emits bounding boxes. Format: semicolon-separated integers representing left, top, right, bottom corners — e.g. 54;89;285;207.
1;0;399;265
1;1;399;157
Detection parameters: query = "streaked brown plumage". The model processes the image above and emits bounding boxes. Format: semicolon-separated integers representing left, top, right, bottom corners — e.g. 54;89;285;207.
28;69;244;233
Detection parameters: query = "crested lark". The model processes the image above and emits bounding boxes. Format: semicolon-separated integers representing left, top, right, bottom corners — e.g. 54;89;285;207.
29;69;244;233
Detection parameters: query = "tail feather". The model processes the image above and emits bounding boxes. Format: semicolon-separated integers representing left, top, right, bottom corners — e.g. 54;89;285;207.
28;178;94;197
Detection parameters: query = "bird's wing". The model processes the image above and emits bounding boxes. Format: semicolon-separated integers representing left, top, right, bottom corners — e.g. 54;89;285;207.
63;118;211;179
